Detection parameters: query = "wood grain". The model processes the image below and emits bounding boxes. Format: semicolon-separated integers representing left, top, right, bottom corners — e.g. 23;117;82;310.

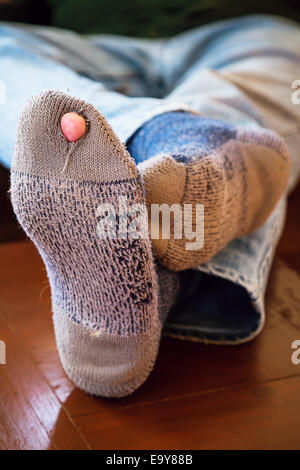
73;376;300;450
0;184;299;449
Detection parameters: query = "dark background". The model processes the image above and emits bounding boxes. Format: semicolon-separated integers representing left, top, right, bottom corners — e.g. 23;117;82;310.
0;0;299;37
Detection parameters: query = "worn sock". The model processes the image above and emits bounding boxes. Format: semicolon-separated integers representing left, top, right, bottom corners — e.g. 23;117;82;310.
10;91;179;398
128;112;290;271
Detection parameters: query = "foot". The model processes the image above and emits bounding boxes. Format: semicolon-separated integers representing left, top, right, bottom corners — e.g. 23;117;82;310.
129;112;290;271
11;91;179;397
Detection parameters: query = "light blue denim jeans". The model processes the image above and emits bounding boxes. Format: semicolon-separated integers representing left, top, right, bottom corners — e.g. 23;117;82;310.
1;15;300;343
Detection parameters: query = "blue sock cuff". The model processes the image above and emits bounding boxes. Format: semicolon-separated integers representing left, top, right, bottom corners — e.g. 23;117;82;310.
127;111;237;164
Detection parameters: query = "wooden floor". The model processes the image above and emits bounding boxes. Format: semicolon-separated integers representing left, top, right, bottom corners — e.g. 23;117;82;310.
0;185;300;450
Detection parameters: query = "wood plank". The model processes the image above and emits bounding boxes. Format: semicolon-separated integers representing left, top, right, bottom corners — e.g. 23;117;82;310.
0;316;50;450
277;183;300;270
1;240;300;418
0;369;50;450
0;183;299;449
73;376;300;450
0;315;88;449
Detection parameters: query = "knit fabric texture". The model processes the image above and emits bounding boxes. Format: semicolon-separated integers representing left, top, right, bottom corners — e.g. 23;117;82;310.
12;171;154;334
128;111;237;163
133;111;291;271
10;91;179;397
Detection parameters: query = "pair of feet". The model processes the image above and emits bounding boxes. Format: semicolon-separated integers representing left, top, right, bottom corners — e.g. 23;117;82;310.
11;91;290;397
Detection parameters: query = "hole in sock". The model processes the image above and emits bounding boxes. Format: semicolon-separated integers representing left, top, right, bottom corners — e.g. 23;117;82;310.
61;112;87;142
60;111;90;174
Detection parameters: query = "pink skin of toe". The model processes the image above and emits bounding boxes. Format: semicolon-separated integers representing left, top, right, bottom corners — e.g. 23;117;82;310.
61;112;86;142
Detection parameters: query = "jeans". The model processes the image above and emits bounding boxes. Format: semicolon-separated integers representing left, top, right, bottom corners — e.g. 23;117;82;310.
1;15;300;343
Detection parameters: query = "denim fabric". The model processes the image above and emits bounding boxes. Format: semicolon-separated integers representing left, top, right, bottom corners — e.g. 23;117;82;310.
1;15;300;343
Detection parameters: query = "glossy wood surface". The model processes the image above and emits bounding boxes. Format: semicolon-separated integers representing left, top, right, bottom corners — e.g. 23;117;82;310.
0;185;299;450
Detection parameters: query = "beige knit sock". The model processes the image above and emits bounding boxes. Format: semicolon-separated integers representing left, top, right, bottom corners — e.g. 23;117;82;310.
10;91;180;397
138;127;290;271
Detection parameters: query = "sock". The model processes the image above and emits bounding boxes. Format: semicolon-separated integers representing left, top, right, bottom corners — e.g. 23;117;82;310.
128;112;290;271
10;91;179;398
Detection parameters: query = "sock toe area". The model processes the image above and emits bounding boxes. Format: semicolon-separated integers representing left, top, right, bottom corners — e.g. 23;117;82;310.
12;90;137;182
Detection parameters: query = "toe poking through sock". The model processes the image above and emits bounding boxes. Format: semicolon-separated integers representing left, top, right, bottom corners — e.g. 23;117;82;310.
61;112;87;142
13;90;137;183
